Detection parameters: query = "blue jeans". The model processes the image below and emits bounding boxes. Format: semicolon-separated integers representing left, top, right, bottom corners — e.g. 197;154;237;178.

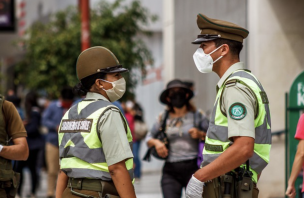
133;141;141;178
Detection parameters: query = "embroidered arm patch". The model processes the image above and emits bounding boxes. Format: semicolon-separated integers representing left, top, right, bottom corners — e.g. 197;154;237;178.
229;103;247;120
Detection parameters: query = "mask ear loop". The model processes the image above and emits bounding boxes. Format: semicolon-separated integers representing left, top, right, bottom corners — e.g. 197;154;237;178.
99;79;112;84
99;79;117;92
209;44;224;64
213;56;223;64
208;44;224;55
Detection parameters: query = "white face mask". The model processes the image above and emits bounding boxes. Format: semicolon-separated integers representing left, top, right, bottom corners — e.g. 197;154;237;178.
100;78;126;102
193;45;224;73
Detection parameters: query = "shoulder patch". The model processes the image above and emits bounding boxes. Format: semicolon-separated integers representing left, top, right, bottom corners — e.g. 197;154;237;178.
109;107;120;112
229;102;247;120
225;79;237;88
260;91;269;104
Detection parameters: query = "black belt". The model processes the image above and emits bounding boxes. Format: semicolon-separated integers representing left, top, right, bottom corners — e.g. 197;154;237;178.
69;178;104;191
68;178;119;196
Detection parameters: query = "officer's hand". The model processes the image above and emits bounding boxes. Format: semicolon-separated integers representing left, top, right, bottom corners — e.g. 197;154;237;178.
155;140;168;158
185;175;204;198
188;128;206;140
285;185;296;198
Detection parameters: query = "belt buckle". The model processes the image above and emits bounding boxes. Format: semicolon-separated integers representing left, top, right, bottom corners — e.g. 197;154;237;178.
76;178;83;190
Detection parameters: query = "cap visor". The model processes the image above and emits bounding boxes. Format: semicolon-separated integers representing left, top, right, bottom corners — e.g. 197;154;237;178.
105;68;129;73
192;37;217;44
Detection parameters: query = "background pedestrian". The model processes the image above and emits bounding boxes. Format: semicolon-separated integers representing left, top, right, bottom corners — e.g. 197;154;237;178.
0;94;29;198
286;113;304;198
14;91;44;198
42;87;74;198
145;79;206;198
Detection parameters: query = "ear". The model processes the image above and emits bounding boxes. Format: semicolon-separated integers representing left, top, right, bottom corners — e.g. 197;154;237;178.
95;79;103;89
220;44;230;56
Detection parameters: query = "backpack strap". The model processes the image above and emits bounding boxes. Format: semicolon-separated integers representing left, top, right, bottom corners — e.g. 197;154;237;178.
153;110;169;138
193;110;203;129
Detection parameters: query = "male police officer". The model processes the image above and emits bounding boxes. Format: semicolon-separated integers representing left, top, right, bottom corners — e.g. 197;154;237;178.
185;14;272;198
0;95;29;198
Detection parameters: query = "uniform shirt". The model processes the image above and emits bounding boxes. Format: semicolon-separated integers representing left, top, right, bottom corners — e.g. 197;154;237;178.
85;92;133;166
2;100;27;140
294;114;304;192
218;62;257;140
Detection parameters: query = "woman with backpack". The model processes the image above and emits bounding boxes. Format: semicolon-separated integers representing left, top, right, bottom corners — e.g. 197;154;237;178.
145;79;208;198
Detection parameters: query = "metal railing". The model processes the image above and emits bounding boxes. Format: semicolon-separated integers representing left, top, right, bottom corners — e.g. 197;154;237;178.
271;130;285;137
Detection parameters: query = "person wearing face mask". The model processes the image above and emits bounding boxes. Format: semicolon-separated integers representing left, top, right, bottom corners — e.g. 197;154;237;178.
185;14;271;198
145;79;207;198
55;46;136;198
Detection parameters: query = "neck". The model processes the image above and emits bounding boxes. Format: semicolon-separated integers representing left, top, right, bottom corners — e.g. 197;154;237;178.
90;88;110;101
172;105;188;117
214;58;239;78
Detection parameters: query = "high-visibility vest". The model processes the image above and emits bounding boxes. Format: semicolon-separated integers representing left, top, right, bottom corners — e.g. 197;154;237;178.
0;95;15;182
58;99;134;181
202;70;271;183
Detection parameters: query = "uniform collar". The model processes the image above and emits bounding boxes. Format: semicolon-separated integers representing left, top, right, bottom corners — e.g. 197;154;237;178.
217;62;245;88
85;92;109;102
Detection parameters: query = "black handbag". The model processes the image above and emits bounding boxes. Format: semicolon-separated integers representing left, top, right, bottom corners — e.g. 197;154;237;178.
143;110;169;161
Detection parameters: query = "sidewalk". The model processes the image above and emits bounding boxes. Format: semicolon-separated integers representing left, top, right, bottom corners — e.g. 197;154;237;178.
134;171;185;198
20;169;186;198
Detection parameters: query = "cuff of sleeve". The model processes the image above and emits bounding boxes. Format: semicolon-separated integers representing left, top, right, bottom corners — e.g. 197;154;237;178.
228;130;255;140
192;175;205;185
11;132;27;139
106;150;134;166
145;136;153;143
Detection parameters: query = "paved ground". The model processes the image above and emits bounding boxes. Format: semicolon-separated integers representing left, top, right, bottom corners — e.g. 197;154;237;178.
20;169;186;198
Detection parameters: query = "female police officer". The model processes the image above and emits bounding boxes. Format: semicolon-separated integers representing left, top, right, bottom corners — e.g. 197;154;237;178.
55;46;136;198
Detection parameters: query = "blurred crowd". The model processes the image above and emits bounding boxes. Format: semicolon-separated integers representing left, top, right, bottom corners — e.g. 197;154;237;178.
5;88;75;198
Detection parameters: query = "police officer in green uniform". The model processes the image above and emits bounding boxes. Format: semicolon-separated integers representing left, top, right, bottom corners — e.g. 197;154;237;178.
55;46;136;198
185;14;272;198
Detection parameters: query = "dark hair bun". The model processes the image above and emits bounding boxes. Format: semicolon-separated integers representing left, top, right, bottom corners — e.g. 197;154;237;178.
73;82;87;96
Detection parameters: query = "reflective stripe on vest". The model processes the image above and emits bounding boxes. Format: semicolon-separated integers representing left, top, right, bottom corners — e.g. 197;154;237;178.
58;99;134;181
202;70;271;183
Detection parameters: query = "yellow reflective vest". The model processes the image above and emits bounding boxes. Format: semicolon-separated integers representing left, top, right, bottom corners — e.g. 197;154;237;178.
58;99;134;181
202;70;271;183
